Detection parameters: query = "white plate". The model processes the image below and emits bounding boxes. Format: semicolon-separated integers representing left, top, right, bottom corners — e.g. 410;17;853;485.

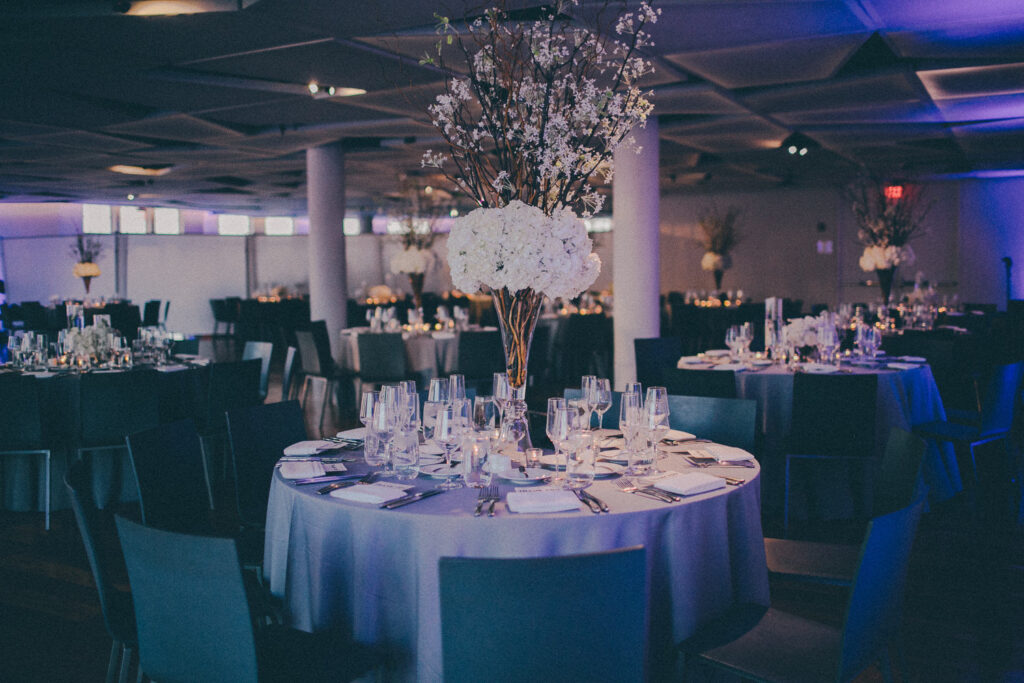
704;349;731;358
678;355;705;365
595;463;625;478
419;462;462;479
751;359;772;366
495;468;551;484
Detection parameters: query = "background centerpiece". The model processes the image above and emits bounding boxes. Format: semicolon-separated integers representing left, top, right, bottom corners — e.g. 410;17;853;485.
846;173;931;303
423;0;658;393
70;235;103;294
697;205;741;291
388;182;440;309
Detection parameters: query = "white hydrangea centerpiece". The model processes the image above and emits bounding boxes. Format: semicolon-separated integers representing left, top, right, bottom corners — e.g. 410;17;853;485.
858;244;916;271
390;247;432;276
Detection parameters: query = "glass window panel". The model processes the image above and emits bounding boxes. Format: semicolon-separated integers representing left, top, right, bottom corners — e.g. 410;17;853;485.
153;207;181;234
119;206;147;234
217;214;251;236
264;216;294;235
82;204;112;234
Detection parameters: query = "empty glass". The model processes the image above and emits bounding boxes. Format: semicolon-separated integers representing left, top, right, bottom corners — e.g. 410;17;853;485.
392;427;421;481
434;404;465;489
473;395;497;432
581;375;597;428
449;374;466;402
589;378;612;430
427;377;450;404
460;433;492;488
565;431;597;489
359;391;379;429
492;372;510;423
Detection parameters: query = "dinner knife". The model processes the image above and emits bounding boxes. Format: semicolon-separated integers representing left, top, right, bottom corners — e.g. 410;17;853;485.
574;490;600;514
382;488;445;509
292;474;361;486
582;489;609;512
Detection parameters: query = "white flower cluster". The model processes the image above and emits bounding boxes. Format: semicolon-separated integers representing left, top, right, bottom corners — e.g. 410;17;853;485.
782;316;820;349
390;247;432;275
65;325;110;357
858;244;915;272
446;201;600;301
700;252;732;272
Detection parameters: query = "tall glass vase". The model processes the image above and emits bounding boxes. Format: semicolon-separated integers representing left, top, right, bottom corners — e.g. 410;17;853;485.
408;272;425;309
876;267;896;304
491;286;544;394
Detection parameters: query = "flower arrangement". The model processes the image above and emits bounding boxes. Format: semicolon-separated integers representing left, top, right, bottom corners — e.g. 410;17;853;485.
64;324;110;358
697;205;741;271
447;200;600;301
70;235;103;274
390;247;432;276
782;316;819;350
846;174;931;272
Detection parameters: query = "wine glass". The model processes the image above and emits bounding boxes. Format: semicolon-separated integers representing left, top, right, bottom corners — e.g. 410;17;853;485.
449;374;466;403
590;378;612;431
739;322;753;360
473;395;497;432
581;375;597;428
725;325;743;360
619;392;643;471
434;405;465;489
358;391;378;430
644;387;670;474
547;402;573;484
427;377;450;404
492;372;510;424
816;318;840;367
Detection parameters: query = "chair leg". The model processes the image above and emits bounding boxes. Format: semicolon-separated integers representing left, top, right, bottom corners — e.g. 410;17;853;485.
198;439;215;510
105;639;121;683
784;454;792;536
118;645;134;683
44;450;51;531
317;379;329;438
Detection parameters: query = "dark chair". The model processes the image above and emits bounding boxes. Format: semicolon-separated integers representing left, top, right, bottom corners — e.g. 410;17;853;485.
783;372;878;533
0;374;55;528
242;340;274;402
226;400;308;530
679;498;925;683
161;300;170;328
356;332;408;389
125;419;213;532
765;428;926;586
296;323;352;436
281;345;299;401
210;298;234;337
914;361;1023;490
64;460;137;683
76;371;161;508
663;367;738;398
439;547;647;682
115;516;381;683
141;299;161;328
199;359;263;437
170;337;199;356
666;394;757;452
633;336;683;388
456;330;504;393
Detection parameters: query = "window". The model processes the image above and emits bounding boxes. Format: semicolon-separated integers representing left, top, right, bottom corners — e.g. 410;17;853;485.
153;207;181;234
217;214;251;236
264;216;294;235
82;204;112;234
584;217;613;233
343;217;362;235
119;206;147;234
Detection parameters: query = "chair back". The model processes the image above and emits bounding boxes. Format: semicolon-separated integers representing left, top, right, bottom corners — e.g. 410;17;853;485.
202;359;262;434
281;346;299;400
142;300;161;327
874;428;926;516
456;330;504;380
978;361;1023;436
310;320;337;373
295;329;323;376
79;371;161;448
115;515;259;683
789;373;877;457
838;498;924;681
356;332;407;382
663;367;738;399
64;460;135;645
161;301;170;326
439;547;647;683
242;340;274;402
226;400;307;528
666;394;757;451
0;374;45;449
126;419;211;531
170;337;199;355
634;337;683;388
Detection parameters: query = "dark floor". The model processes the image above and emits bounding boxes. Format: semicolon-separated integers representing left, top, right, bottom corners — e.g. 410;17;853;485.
1;338;1022;682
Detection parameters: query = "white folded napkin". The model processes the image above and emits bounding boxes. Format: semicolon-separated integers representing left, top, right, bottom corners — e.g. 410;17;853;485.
677;355;705;366
283;440;337;456
155;364;189;372
801;363;839;374
654;472;726;496
704;349;731;358
887;362;919;371
702;444;755;462
506;488;581;513
336;427;366;439
329;482;411;504
278;461;326;479
896;356;926;363
666;429;696;441
712;362;744;371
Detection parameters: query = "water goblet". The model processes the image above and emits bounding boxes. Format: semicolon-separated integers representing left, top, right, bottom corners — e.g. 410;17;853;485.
434;405;465;489
449;374;466;403
427;377;450;404
492;372;510;424
359;391;379;430
590;378;612;430
473;396;497;432
581;375;597;428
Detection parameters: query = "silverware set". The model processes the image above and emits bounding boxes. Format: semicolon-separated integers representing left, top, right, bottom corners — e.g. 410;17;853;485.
614;478;680;503
474;486;501;517
574;489;609;513
317;471;377;494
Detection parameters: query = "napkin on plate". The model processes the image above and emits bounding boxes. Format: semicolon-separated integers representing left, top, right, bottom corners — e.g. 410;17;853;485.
283;440;338;456
666;429;696;441
506;488;581;513
801;363;839;374
896;355;927;363
713;362;745;371
677;356;706;366
336;427;366;439
653;472;726;496
155;364;190;373
329;482;411;504
887;362;919;371
701;444;755;462
278;461;327;479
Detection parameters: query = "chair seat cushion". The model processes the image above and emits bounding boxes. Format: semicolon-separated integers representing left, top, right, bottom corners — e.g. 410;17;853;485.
257;626;380;682
680;604;840;683
764;538;858;585
913;420;981;443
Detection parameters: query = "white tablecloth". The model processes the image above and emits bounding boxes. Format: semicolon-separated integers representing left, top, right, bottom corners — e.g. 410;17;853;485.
264;452;769;681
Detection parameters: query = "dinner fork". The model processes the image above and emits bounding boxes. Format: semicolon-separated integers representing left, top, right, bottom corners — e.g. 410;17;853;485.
614;478;674;503
474;487;490;516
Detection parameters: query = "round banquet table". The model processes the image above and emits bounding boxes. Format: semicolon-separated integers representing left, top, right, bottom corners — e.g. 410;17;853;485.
264;450;769;682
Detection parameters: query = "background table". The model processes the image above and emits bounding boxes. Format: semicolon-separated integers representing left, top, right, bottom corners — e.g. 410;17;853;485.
265;451;768;681
337;328;460;380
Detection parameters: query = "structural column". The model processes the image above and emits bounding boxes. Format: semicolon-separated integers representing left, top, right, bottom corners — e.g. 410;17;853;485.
306;142;348;359
612;118;660;388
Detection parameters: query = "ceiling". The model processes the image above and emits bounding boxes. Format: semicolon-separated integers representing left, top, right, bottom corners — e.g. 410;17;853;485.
1;0;1023;215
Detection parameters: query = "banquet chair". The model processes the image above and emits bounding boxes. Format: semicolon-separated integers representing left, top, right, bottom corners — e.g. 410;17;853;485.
765;428;926;586
169;337;199;356
666;394;757;452
634;336;683;388
356;331;408;390
160;300;170;329
141;300;161;328
115;516;381;683
455;329;504;393
663;367;738;399
226;400;307;531
679;498;925;683
64;460;137;683
280;345;299;401
0;374;55;529
125;419;213;532
439;547;647;683
198;359;262;487
295;325;352;436
784;372;878;534
76;371;161;509
242;340;274;402
209;298;234;337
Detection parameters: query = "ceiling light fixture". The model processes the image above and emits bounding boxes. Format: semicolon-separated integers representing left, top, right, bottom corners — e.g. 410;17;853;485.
108;164;172;177
126;0;260;16
780;133;818;158
307;81;365;99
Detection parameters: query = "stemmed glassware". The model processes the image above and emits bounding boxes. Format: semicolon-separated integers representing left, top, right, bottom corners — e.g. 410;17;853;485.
545;397;567;476
449;374;466;403
473;395;497;432
434;404;465;489
547;401;576;485
816;316;841;367
358;391;378;432
581;375;597;428
588;378;612;430
492;372;510;425
644;386;670;474
423;378;449;441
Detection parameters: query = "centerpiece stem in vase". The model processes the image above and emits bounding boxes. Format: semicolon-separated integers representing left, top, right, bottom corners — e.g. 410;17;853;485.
876;267;895;304
492;286;544;391
408;272;425;309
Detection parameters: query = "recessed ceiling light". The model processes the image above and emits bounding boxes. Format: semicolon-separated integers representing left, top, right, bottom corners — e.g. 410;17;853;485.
126;0;259;16
127;194;136;201
108;164;172;177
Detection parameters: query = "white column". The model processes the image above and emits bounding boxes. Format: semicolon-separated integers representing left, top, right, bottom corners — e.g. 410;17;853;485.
612;118;660;389
306;142;348;359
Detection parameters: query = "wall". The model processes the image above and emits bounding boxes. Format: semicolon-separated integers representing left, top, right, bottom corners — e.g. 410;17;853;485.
958;177;1024;305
